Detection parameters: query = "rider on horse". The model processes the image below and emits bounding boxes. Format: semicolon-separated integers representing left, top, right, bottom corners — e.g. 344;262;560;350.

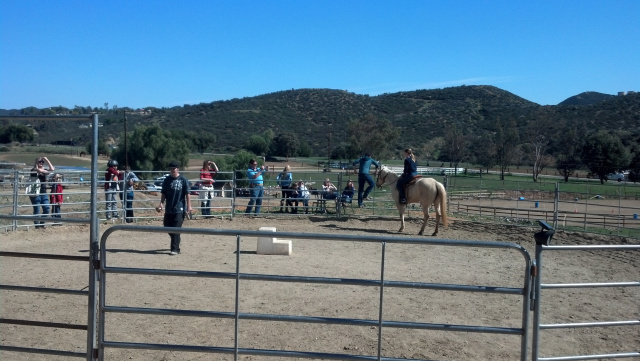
397;148;418;205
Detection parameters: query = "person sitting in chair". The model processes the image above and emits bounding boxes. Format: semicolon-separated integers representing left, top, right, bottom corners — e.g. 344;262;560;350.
341;179;355;207
396;148;418;205
322;179;338;200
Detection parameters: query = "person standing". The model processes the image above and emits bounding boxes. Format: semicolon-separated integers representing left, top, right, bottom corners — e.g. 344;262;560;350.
50;173;64;219
29;157;54;228
199;160;218;217
276;165;293;212
352;152;381;207
157;161;192;255
245;159;265;215
397;148;418;205
104;159;120;220
121;166;139;223
296;180;310;214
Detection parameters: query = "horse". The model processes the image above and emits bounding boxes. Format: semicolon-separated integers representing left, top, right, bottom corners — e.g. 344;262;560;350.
375;166;448;236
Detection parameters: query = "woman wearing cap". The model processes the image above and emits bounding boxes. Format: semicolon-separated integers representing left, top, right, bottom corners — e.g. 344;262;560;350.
104;159;120;220
29;157;54;228
245;159;265;215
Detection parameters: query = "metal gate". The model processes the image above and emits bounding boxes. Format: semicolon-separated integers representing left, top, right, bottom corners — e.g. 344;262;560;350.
531;222;640;361
0;113;102;360
97;225;533;361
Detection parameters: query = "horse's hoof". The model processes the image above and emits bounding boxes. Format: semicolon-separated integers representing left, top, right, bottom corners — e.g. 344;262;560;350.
431;232;437;236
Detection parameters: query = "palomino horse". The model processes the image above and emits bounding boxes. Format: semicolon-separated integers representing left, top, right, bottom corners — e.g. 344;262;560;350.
375;166;448;236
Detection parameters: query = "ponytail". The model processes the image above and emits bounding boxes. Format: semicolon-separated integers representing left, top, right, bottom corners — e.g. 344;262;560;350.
405;148;416;162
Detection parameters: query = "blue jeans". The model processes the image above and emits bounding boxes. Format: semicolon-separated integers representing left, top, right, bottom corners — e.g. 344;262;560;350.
105;190;118;218
164;212;185;253
245;185;263;214
30;194;50;227
52;204;61;218
357;173;375;206
397;174;413;200
125;192;134;221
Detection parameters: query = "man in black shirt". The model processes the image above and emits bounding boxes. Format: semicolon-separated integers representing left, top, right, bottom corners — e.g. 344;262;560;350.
157;161;192;255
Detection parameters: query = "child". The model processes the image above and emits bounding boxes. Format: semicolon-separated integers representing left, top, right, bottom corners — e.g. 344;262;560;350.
50;173;63;218
296;180;310;214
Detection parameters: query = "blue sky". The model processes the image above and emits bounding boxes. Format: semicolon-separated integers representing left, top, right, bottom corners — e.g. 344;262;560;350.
1;1;638;109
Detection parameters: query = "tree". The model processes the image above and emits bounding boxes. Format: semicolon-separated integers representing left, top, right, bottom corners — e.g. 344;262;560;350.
442;122;469;175
244;134;269;155
581;131;630;184
470;133;497;175
628;151;640;182
270;133;300;160
86;139;110;156
112;124;190;176
347;114;399;159
180;131;216;154
555;124;584;182
297;140;313;157
494;118;519;180
0;124;35;143
525;116;552;182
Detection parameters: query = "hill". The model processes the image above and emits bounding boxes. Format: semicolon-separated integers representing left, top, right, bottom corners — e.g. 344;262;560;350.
558;91;615;106
2;86;640;157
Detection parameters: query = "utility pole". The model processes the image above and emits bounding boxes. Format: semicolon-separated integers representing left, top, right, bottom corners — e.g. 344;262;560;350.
328;132;332;164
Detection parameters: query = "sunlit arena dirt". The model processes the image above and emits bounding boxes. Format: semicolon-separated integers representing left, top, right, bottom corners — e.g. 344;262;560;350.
1;215;638;360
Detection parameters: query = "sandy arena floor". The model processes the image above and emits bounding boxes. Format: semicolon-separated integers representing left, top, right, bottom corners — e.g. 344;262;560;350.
1;215;638;360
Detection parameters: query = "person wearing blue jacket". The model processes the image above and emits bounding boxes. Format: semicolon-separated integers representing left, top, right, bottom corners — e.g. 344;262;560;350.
352;152;380;207
276;165;294;212
397;148;418;205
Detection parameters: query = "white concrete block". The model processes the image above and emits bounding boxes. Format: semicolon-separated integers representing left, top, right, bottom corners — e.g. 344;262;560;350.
256;227;292;255
271;239;292;255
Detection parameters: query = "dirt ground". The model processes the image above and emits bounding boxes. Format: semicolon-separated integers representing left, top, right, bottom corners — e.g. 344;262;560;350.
1;215;638;361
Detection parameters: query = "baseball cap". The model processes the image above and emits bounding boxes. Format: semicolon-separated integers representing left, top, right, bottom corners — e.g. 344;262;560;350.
168;161;180;168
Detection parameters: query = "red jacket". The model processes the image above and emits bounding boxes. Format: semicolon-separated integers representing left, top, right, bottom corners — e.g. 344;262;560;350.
50;183;63;204
104;166;119;190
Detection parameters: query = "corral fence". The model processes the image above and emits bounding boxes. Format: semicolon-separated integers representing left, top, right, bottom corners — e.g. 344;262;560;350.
95;225;533;361
531;225;640;360
445;176;640;238
4;168;640;239
0;169;366;231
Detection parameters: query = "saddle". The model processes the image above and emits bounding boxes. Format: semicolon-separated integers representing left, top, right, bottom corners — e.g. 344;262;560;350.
403;175;422;193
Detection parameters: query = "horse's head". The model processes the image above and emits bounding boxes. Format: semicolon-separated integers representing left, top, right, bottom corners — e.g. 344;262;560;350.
375;166;389;188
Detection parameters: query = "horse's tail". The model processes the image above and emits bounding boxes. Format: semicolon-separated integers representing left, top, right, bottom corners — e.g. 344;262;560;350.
437;181;448;227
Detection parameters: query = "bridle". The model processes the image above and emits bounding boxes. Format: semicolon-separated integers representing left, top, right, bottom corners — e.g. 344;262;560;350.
376;168;395;188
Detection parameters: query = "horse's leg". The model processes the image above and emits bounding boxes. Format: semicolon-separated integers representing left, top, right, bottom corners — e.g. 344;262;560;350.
397;204;405;232
419;207;429;235
431;206;440;236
